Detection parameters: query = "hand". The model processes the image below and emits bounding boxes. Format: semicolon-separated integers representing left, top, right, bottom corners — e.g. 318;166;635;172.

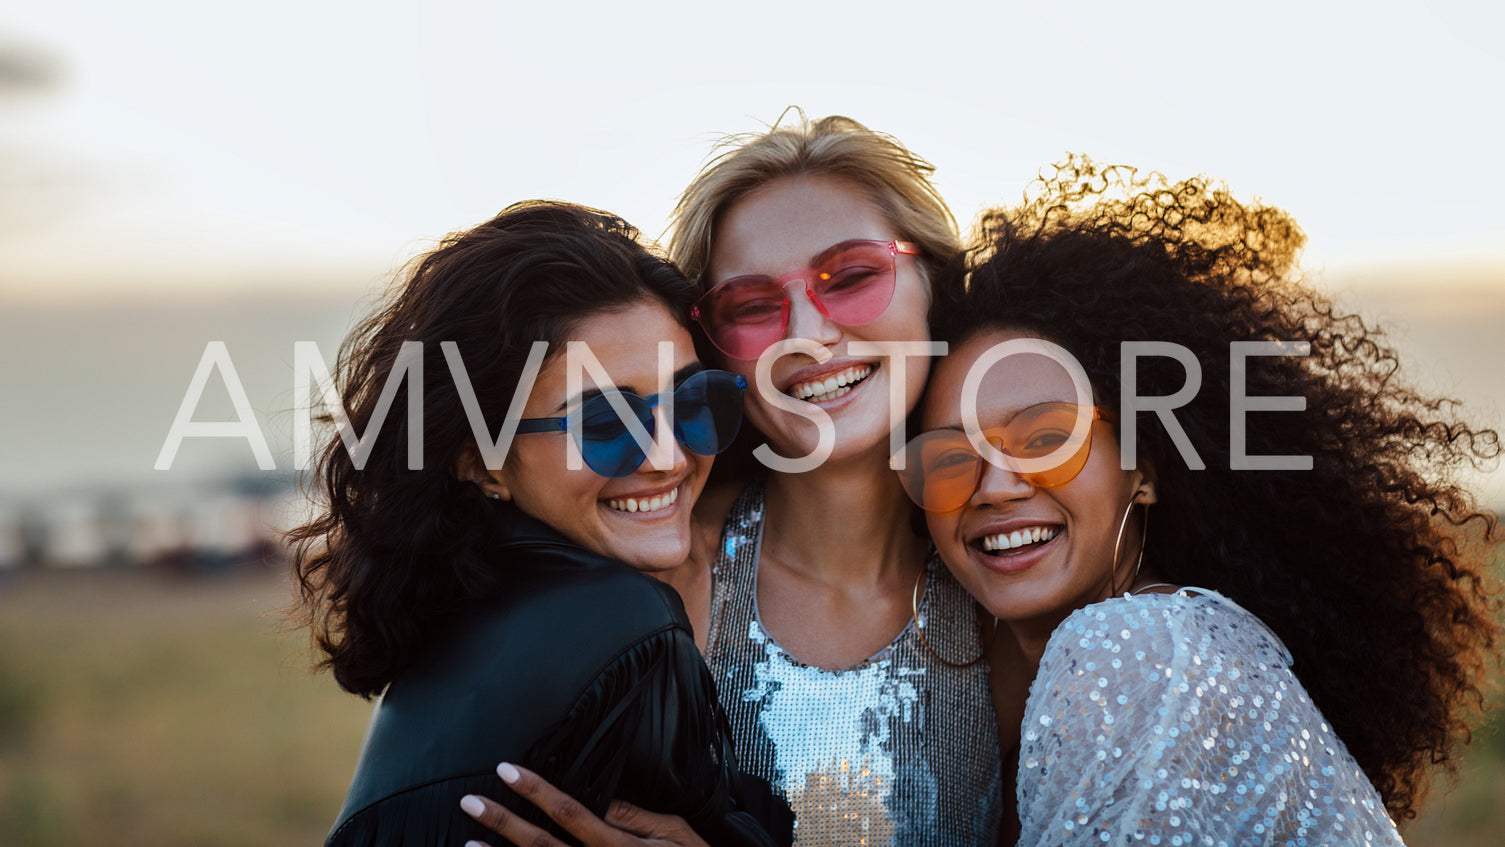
460;761;709;847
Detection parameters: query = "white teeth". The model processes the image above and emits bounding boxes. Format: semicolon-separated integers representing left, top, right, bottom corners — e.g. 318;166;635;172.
980;525;1059;552
789;365;873;401
606;487;679;514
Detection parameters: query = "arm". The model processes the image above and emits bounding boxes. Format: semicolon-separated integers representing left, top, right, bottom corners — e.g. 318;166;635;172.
461;763;709;847
1017;596;1400;846
476;622;787;847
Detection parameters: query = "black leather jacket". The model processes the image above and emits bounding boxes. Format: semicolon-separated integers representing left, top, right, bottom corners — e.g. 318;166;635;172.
327;505;791;846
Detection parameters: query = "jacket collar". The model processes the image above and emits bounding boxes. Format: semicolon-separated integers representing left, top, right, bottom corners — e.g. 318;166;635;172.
489;501;616;567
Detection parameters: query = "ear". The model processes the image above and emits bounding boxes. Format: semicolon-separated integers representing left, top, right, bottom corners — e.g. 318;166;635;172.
452;448;512;501
1131;460;1158;505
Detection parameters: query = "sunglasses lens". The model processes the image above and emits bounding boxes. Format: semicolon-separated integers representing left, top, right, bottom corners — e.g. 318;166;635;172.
899;430;982;512
576;393;654;478
672;370;746;456
695;277;787;360
1005;404;1094;488
808;241;898;326
694;240;903;360
898;404;1097;509
571;371;748;477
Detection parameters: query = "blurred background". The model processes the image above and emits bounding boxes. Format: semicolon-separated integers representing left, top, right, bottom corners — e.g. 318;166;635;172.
0;1;1501;844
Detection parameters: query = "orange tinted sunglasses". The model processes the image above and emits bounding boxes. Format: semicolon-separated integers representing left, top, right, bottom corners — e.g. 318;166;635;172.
898;402;1107;513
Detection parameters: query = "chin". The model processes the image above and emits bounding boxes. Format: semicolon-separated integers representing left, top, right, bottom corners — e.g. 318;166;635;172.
608;532;691;573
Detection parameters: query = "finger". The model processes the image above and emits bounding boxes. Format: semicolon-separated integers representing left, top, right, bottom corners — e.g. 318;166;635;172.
498;762;620;844
460;793;567;847
605;801;706;846
603;801;661;837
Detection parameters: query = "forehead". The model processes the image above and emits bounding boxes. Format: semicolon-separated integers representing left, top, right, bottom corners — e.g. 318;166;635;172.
536;301;696;395
923;329;1088;427
709;174;896;280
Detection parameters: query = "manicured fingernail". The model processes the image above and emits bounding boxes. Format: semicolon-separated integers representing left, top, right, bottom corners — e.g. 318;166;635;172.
460;795;485;817
498;762;520;783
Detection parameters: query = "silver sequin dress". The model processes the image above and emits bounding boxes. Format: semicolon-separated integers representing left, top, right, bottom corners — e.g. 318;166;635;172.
704;480;1002;847
1018;588;1405;846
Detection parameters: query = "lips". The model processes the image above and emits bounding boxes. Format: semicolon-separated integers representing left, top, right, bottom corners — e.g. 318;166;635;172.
784;362;875;404
966;519;1064;573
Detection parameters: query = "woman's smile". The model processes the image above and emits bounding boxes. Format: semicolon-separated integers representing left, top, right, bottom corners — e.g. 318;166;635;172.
780;359;878;404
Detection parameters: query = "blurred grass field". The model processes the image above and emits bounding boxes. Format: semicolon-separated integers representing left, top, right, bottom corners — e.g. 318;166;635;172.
0;568;370;846
0;566;1501;847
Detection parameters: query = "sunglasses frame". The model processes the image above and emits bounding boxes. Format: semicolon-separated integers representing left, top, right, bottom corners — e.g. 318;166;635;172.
691;239;921;360
898;403;1111;513
515;369;747;478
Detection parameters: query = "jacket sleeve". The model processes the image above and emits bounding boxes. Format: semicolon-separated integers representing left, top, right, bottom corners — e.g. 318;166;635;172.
522;621;792;847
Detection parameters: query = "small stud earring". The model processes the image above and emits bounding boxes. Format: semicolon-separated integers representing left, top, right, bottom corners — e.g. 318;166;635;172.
488;492;501;500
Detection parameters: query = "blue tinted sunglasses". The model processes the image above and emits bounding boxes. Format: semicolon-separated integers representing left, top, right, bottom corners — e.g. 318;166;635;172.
515;369;747;478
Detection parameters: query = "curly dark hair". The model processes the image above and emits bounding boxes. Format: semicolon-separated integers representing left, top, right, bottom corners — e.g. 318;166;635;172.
936;157;1502;822
286;201;699;698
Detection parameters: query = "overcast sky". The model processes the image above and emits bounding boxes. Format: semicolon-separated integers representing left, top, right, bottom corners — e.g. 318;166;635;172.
0;1;1501;505
2;0;1503;300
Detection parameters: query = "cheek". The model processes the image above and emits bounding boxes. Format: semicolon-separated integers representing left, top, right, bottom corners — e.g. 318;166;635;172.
733;373;797;434
924;511;962;547
686;452;713;487
506;443;600;503
889;271;933;340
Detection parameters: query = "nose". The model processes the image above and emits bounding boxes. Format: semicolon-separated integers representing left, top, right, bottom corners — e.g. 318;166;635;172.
969;438;1034;507
639;402;688;475
782;277;842;347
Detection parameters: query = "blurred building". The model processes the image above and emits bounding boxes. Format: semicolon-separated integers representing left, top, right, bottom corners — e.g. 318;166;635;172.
1;475;301;574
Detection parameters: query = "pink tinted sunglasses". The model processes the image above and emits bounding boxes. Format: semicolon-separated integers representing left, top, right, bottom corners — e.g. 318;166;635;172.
691;239;920;360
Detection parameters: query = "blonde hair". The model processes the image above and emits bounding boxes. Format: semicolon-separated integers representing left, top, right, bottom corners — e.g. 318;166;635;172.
667;112;959;286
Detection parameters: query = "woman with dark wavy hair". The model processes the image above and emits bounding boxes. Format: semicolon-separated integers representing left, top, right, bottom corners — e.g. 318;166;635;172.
898;158;1501;844
289;201;788;847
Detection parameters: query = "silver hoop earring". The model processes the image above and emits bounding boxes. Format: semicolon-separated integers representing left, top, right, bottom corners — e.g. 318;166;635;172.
911;567;984;668
1110;489;1150;595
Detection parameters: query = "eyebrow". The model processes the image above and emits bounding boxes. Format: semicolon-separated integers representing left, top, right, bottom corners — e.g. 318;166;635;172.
716;238;892;282
928;400;1079;432
809;238;887;267
555;362;705;414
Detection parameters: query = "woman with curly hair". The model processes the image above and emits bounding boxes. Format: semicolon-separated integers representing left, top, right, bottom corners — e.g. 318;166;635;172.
898;159;1501;844
289;201;789;846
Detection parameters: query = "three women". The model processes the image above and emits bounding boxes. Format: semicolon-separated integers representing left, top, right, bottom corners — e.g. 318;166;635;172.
302;116;1500;846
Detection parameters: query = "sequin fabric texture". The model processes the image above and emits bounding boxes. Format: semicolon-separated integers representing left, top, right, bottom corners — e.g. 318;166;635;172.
704;480;1002;847
1018;589;1405;846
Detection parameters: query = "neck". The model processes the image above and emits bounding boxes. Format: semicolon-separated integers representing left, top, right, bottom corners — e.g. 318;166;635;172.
1008;566;1170;666
1009;620;1056;669
760;454;926;587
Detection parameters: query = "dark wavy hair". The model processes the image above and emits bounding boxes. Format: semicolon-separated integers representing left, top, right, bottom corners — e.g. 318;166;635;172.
937;157;1502;822
287;201;699;698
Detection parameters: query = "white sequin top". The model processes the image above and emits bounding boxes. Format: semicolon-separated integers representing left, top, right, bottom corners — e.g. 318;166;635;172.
705;480;1003;847
1018;588;1405;846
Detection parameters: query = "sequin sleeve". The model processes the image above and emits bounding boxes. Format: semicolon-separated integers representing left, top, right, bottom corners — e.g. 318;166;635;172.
1016;592;1405;847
